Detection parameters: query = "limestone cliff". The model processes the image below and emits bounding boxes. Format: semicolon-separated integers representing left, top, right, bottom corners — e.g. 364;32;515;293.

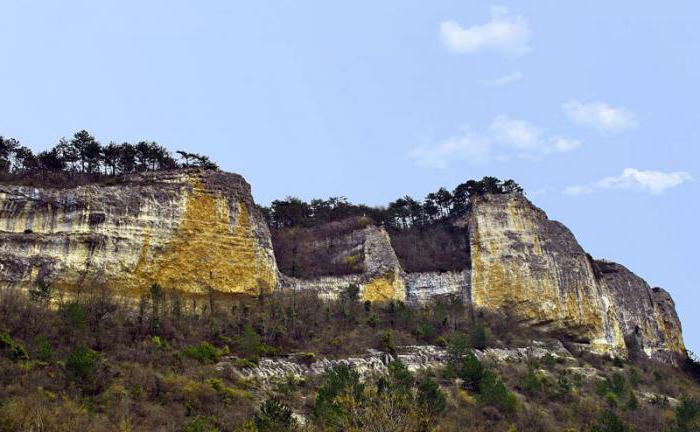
592;260;685;362
467;193;684;360
0;170;686;363
0;170;277;296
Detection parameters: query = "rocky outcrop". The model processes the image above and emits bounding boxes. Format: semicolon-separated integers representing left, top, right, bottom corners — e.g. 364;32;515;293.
0;170;277;296
405;270;470;304
592;260;685;361
216;341;574;382
467;193;684;361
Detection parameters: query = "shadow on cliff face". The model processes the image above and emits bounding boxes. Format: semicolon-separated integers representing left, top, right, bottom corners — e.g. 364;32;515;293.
271;216;471;279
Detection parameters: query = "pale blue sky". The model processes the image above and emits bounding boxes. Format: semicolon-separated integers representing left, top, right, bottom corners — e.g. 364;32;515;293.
1;1;698;353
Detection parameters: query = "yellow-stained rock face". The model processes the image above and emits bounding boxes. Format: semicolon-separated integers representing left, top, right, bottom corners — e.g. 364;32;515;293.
469;193;684;361
469;194;626;356
129;179;276;295
0;171;686;364
360;271;406;302
0;170;277;297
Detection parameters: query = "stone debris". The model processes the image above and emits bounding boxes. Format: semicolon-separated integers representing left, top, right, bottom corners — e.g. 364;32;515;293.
216;342;575;382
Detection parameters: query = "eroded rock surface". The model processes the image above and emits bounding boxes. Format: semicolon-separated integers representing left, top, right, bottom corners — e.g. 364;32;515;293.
0;170;277;296
468;193;684;361
215;342;574;382
593;260;685;361
0;170;686;363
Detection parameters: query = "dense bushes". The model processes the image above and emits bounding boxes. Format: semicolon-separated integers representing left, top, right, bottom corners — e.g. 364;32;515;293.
444;335;518;416
389;223;470;272
271;217;371;278
272;215;471;277
310;361;446;431
180;341;223;364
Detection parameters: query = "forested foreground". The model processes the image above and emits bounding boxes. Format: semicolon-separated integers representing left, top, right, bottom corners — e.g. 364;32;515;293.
1;285;699;431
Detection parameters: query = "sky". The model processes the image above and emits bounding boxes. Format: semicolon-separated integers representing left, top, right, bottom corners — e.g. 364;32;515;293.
1;1;698;353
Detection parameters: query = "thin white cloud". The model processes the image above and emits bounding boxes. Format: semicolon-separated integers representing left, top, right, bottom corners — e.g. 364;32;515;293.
564;101;638;132
562;185;594;196
551;137;582;153
597;168;693;194
489;115;540;149
409;132;491;169
410;115;580;168
529;187;555;197
564;168;693;195
440;6;532;56
481;70;523;87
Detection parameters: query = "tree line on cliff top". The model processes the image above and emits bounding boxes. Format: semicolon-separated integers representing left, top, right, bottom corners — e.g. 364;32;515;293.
262;176;524;231
0;131;217;182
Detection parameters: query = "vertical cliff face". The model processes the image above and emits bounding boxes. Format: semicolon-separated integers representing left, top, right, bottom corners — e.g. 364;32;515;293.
0;170;277;296
0;170;686;363
468;193;684;360
592;260;685;361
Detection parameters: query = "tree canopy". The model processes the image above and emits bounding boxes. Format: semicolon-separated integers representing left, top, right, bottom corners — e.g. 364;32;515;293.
0;131;218;181
263;176;524;231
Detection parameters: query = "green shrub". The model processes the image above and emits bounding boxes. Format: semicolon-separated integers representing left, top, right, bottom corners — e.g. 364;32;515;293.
520;366;542;394
604;392;619;408
456;351;485;392
29;280;52;303
366;314;378;328
62;302;87;329
378;360;413;394
591;410;631;432
35;336;52;361
478;371;518;415
180;342;221;364
66;347;99;380
238;324;277;363
609;373;626;395
625;391;639;411
470;323;489;350
0;331;28;361
628;367;641;387
446;332;470;368
183;415;219;432
416;321;436;341
206;378;251;403
254;397;295;432
416;375;447;417
595;380;610;396
151;336;166;349
673;396;700;432
381;330;396;356
541;353;556;369
313;364;364;422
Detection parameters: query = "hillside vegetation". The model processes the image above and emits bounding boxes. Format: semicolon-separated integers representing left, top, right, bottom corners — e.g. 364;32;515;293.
0;285;698;431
